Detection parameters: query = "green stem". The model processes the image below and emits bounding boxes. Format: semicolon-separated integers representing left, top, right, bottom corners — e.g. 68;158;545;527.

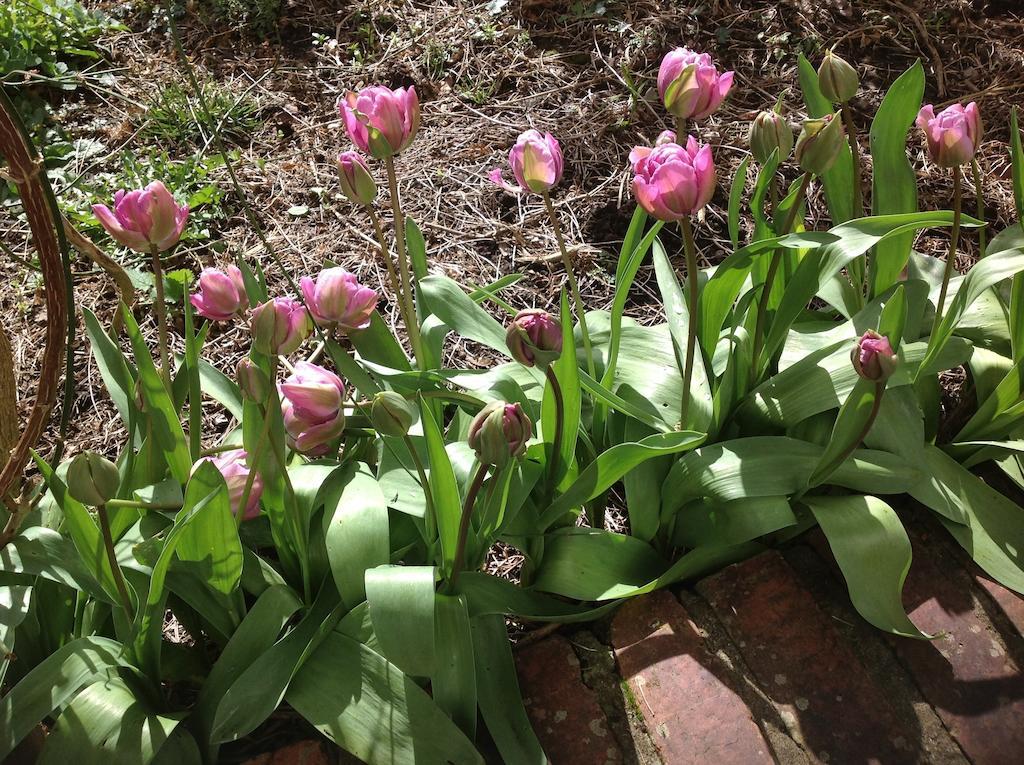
542;191;595;379
678;217;701;429
751;172;813;373
448;462;489;592
106;498;182;510
97;503;134;618
675;116;688;139
971;159;987;258
932;166;963;337
384;156;426;369
149;244;172;391
544;365;564;490
402;431;436;542
841;104;866;303
366;206;405;309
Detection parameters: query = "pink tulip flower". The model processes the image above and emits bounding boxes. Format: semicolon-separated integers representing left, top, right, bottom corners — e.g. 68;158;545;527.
339;86;420;158
916;102;982;168
657;48;734;121
92;181;189;253
190;265;249;322
468;401;533;468
489;129;564;194
336;151;377;205
197;449;263;521
300;267;378;332
852;330;897;382
279;362;347;455
630;136;716;221
250;297;312;356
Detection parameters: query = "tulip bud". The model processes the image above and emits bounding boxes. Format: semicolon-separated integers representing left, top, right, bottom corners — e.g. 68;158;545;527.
490;130;564;195
795;113;845;175
467;401;532;469
236;358;271;402
279;362;347;455
339;86;420;159
749;109;794;164
190;265;248;322
506;309;563;369
337;151;377;206
66;451;120;506
851;330;898;382
370;391;419;437
300;267;378;332
817;49;859;104
250;297;312;356
657;48;734;121
916;102;982;168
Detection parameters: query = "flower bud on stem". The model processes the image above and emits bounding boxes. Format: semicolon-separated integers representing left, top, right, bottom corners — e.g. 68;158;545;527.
384;156;426;369
932;165;963;338
448;461;490;592
541;191;595;379
752;171;813;375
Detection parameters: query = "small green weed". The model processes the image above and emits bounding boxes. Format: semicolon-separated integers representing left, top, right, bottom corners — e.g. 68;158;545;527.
141;80;261;148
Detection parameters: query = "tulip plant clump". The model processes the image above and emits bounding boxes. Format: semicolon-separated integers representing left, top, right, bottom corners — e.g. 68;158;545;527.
6;41;1024;764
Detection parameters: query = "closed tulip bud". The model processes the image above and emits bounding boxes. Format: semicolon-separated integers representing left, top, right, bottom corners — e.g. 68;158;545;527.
190;265;248;322
67;451;120;506
92;181;189;253
339;86;420;158
817;49;859;104
370;391;418;437
851;330;897;382
236;358;271;402
795;113;845;175
506;309;562;369
468;401;532;468
195;449;263;521
630;136;716;221
916;102;982;168
337;151;377;205
250;297;312;356
658;47;734;121
749;109;794;164
489;129;564;195
279;362;347;455
300;267;378;332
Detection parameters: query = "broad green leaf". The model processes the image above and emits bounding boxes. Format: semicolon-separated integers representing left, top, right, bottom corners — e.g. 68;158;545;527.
421;402;462;576
539;430;706;528
0;637;129;759
797;52;853;224
350;311;411;371
421;275;509;356
459;573;618;622
805;377;880;490
176;461;243;597
533;528;667;600
806;495;928;638
211;584;343;743
1011;106;1024;226
673;496;796;548
869;61;924;297
364;565;436;677
579;369;672;433
728;156;751;249
541;291;581;488
287;630;484;765
122;306;192;484
0;585;30;684
197;360;243;421
623;419;671;542
0;527;110;601
83;308;136;428
433;594;477;739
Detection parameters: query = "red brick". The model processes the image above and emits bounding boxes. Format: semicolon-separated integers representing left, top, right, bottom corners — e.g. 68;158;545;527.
242;740;331;765
515;635;622;765
976;573;1024;637
888;531;1024;765
698;550;917;764
610;590;773;764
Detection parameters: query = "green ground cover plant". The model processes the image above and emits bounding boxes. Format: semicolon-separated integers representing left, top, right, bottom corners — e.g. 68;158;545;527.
3;22;1024;763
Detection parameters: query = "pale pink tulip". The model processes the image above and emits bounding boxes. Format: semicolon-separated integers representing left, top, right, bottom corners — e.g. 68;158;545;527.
190;265;248;322
279;362;347;455
657;48;734;121
339;86;420;158
630;136;716;221
92;181;188;253
197;449;263;521
489;130;564;194
300;267;377;332
916;102;982;168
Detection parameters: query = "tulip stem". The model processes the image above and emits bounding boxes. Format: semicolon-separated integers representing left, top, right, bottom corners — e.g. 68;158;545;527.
678;217;701;429
402;432;436;542
841;104;866;303
545;366;565;490
149;244;173;391
449;461;489;592
366;206;406;317
384;157;426;369
751;171;813;375
932;166;963;338
971;159;987;258
541;191;595;379
97;503;134;618
105;498;182;510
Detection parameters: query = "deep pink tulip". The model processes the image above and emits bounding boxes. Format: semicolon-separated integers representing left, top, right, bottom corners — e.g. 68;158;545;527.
506;309;562;369
280;362;346;455
630;136;716;221
916;102;982;168
657;48;734;121
197;449;263;521
852;330;897;382
250;297;312;356
300;267;378;332
339;86;420;158
489;129;564;194
92;181;189;253
190;265;248;322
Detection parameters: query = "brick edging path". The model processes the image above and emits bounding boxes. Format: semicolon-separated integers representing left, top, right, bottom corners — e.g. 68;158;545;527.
514;512;1024;765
